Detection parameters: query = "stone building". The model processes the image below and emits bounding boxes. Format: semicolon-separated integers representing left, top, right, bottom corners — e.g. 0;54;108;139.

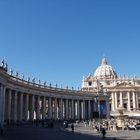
82;57;140;117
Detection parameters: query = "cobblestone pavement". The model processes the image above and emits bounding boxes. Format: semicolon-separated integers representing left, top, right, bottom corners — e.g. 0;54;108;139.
0;123;140;140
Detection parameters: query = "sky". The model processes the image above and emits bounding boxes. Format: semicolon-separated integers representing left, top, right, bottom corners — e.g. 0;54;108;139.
0;0;140;89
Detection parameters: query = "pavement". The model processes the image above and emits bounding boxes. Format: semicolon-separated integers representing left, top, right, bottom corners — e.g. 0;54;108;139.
66;123;140;140
0;123;140;140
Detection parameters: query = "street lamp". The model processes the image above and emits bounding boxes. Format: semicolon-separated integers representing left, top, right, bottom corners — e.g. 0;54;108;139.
95;95;101;132
95;78;103;132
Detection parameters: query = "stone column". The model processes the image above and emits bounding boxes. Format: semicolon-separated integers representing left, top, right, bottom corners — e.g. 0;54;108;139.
72;99;74;119
0;85;6;125
132;92;136;111
60;98;63;119
2;86;6;124
0;85;2;124
111;93;115;111
54;98;57;120
77;100;80;119
57;100;59;119
42;96;46;120
30;95;34;121
7;89;12;123
66;99;68;119
25;94;29;121
48;97;52;119
19;93;23;121
135;92;139;111
97;99;100;118
106;99;110;119
0;85;2;123
83;100;85;120
13;91;17;123
36;95;40;120
88;100;91;119
93;99;97;112
127;92;131;111
119;92;123;107
114;92;118;109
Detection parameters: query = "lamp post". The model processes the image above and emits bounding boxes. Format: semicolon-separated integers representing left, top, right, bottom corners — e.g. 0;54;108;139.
98;98;100;120
95;95;101;132
95;78;103;132
97;97;101;132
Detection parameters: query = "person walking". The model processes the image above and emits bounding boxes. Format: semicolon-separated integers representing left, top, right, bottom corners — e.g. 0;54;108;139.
71;123;74;133
101;128;106;138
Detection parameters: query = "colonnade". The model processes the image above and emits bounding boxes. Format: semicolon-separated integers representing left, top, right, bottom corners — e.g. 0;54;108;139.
111;91;139;111
0;84;110;125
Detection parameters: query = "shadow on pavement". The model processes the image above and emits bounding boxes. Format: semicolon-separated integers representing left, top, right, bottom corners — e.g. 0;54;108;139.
1;126;138;140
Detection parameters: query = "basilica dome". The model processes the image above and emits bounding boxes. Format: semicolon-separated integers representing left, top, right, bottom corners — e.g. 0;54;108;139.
94;57;117;79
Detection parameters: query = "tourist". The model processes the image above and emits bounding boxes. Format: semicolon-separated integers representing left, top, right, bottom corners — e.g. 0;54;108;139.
101;127;106;138
71;123;74;133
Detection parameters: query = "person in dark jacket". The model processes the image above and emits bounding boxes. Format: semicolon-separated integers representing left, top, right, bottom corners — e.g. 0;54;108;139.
101;128;106;138
71;123;74;133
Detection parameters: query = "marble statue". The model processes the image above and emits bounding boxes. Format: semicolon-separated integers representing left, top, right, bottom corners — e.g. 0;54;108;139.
21;73;24;80
10;68;13;75
44;81;46;86
27;75;30;82
16;72;18;78
32;78;35;83
38;79;41;85
1;60;4;67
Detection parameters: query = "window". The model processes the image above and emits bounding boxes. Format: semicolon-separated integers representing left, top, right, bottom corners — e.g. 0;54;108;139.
88;81;92;86
123;103;127;109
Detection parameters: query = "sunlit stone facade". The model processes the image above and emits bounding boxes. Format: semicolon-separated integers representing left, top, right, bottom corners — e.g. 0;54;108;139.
0;60;109;125
82;58;140;117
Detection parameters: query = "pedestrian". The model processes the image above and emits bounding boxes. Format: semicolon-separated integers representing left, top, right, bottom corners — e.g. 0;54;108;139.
71;123;74;133
101;128;106;138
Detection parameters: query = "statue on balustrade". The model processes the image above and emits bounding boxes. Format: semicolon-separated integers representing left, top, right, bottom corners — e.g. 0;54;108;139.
32;78;35;84
44;81;47;86
1;60;4;67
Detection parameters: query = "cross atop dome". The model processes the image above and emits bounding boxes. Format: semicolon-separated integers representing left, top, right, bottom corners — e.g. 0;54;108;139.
101;57;107;65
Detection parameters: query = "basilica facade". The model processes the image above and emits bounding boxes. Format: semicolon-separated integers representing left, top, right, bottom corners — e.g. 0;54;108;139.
82;57;140;117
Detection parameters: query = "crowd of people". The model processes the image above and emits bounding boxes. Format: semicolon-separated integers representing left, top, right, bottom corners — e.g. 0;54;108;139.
82;118;140;132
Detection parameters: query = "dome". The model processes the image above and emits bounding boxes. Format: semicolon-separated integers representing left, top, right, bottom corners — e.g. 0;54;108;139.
94;57;117;79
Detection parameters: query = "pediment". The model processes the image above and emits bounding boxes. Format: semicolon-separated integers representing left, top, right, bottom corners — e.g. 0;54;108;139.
114;82;134;88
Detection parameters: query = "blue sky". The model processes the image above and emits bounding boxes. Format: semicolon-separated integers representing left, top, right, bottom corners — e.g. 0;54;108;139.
0;0;140;89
